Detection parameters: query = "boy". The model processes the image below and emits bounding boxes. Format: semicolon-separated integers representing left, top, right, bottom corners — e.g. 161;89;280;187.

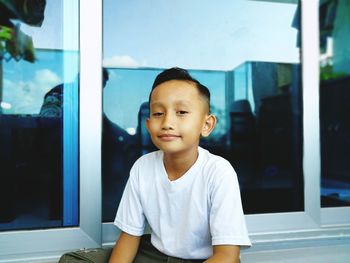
109;67;251;263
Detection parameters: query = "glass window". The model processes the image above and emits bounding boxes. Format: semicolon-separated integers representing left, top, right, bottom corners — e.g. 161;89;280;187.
320;0;350;207
0;0;79;230
102;0;302;221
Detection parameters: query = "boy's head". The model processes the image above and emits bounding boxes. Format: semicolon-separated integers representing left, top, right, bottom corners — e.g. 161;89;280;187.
149;67;211;114
146;67;216;156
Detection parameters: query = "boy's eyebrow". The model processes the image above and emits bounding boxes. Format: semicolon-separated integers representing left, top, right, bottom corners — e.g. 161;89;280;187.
150;100;192;107
149;102;164;108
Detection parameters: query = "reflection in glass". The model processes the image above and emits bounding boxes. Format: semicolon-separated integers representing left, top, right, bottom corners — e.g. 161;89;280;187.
319;0;350;207
102;64;303;221
0;0;79;230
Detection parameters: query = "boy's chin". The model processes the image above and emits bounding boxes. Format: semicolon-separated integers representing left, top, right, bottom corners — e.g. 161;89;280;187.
156;144;182;154
157;145;198;156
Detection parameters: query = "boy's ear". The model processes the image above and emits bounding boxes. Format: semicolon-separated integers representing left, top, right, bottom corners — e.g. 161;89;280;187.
201;114;216;137
145;118;150;132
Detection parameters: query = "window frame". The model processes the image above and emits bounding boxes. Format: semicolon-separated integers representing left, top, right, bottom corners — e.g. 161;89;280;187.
0;0;103;260
1;0;350;261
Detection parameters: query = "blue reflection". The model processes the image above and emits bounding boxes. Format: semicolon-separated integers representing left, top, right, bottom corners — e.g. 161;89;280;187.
0;49;79;230
102;63;304;220
63;79;79;226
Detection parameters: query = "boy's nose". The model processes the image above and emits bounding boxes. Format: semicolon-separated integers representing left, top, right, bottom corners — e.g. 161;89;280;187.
161;113;174;130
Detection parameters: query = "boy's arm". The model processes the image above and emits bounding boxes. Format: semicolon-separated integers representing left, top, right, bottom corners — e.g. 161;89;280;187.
108;232;141;263
204;245;240;263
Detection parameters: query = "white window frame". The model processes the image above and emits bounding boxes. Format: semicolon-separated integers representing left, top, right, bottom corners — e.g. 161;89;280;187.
102;0;350;251
0;0;103;261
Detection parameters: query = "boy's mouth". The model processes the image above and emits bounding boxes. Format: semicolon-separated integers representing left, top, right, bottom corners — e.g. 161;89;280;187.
158;134;181;141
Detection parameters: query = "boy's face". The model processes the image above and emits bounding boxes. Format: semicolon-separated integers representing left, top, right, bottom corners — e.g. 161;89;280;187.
146;80;216;156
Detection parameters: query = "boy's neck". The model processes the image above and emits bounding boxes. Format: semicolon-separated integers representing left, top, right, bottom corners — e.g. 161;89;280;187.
163;148;199;181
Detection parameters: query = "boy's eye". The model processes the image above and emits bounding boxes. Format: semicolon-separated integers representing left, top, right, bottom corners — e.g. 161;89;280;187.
152;112;163;117
177;111;189;116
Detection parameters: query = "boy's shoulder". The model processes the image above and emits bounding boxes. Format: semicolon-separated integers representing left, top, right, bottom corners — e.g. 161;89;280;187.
197;147;237;184
137;149;161;161
131;150;162;170
200;147;234;170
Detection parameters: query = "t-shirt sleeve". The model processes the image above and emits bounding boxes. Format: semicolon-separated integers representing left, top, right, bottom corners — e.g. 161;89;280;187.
209;160;251;247
114;162;145;236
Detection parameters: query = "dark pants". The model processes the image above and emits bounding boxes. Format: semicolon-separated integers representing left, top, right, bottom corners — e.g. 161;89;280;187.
134;235;206;263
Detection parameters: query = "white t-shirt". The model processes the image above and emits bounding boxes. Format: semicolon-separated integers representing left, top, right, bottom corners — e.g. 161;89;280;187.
114;147;251;259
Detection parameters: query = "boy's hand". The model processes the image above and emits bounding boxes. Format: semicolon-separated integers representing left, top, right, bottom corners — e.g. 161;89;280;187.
108;232;141;263
204;245;240;263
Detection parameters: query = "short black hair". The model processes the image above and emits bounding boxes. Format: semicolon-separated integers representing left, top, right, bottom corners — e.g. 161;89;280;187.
149;67;211;112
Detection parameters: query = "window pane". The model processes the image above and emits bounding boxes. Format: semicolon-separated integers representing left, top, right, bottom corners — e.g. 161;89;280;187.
320;0;350;207
102;0;303;221
0;0;79;230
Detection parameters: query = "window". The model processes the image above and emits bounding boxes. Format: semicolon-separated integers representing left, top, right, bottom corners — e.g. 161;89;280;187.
0;49;79;230
102;0;303;223
101;1;349;250
0;0;102;259
0;1;79;231
319;0;350;208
